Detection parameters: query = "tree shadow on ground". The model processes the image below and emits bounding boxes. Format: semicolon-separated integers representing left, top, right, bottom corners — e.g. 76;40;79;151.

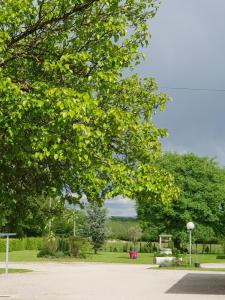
166;273;225;295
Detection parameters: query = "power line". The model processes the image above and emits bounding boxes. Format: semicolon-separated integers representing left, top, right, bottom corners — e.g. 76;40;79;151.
160;87;225;92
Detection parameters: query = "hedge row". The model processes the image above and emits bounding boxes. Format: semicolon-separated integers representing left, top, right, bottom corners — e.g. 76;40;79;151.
0;237;43;252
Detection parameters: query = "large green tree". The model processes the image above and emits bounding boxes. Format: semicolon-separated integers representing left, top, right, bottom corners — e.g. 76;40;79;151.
137;153;225;248
0;0;177;234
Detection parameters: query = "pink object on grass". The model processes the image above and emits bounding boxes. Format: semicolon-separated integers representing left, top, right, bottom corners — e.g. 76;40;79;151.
129;250;138;259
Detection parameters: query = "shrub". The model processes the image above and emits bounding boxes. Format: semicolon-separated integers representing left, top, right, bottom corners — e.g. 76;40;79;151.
58;237;69;254
0;237;43;252
205;246;210;254
152;244;158;252
24;237;43;250
68;237;91;258
216;255;225;259
54;251;65;258
140;242;153;253
37;236;59;257
123;244;128;252
37;248;51;257
172;248;181;258
166;258;183;267
0;239;5;252
9;239;24;251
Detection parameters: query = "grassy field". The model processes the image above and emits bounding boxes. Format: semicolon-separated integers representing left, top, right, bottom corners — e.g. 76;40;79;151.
182;254;225;264
0;268;31;274
1;250;225;265
0;250;154;264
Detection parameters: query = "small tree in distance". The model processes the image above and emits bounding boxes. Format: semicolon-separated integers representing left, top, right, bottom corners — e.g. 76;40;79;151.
128;226;142;250
83;203;108;254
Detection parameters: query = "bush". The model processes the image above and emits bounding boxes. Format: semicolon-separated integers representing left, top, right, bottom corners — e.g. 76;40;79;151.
172;248;181;258
68;237;91;258
24;237;43;250
38;236;70;258
54;251;65;258
0;238;25;252
0;237;43;252
123;244;128;252
37;236;59;257
205;246;210;254
216;255;225;259
10;239;24;251
0;239;5;252
37;248;51;257
140;242;153;253
169;257;183;267
58;237;69;254
152;243;158;252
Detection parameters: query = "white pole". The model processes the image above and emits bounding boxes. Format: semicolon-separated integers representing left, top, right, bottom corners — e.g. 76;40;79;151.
6;235;9;274
189;230;192;266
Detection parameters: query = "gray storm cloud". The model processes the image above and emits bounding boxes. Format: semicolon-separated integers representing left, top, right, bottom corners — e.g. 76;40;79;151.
136;0;225;165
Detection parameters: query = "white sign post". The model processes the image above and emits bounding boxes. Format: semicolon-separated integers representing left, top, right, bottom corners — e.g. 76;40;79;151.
0;233;16;274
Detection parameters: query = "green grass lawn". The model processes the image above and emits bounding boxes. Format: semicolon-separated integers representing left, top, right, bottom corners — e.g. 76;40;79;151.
74;252;154;264
0;268;31;274
181;254;225;264
0;250;154;264
0;250;40;262
0;250;225;266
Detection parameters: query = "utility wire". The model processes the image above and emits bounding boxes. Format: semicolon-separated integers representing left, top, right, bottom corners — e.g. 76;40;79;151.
160;87;225;92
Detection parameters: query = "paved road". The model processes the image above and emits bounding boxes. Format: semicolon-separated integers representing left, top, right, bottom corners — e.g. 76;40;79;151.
0;263;225;299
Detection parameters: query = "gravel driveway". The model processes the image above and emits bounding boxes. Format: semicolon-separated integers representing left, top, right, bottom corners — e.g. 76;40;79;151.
0;262;224;299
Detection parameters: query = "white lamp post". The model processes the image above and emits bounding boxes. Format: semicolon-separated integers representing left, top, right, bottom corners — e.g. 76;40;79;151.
186;222;195;265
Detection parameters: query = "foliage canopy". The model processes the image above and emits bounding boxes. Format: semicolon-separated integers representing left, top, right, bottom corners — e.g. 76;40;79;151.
0;0;177;233
137;152;225;247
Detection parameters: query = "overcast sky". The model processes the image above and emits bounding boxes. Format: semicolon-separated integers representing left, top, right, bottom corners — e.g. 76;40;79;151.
105;0;225;216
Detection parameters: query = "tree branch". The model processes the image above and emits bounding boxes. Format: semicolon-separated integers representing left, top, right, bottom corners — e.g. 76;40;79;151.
8;0;97;47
